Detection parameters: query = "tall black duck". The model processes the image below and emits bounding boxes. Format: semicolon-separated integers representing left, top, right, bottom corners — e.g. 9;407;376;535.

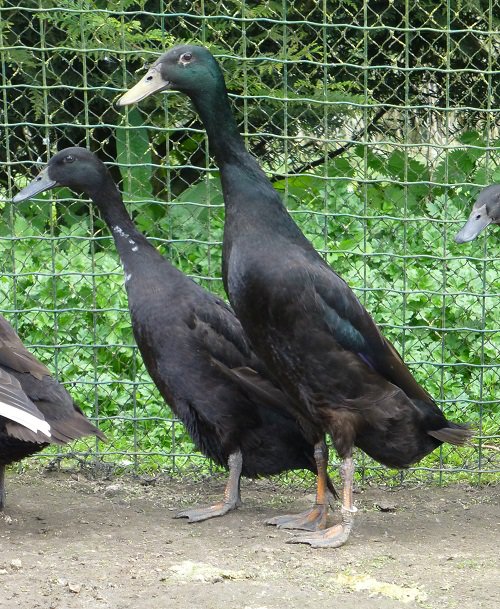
119;45;472;547
0;314;105;509
14;147;335;524
455;184;500;243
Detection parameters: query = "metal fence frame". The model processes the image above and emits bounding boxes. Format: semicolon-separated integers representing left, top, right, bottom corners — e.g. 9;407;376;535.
0;1;498;484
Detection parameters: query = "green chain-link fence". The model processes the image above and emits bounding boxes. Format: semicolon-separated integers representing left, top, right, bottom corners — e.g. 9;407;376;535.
0;1;498;484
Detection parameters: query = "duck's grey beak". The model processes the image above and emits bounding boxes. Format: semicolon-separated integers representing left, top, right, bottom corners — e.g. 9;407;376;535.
117;66;170;106
12;167;57;203
454;204;492;243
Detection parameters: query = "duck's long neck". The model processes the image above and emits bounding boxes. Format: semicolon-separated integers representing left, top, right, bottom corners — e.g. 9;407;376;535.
190;88;262;174
189;86;303;239
89;182;158;270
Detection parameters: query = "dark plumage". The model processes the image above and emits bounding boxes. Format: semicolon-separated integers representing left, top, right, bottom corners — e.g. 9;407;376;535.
0;314;106;509
14;147;335;524
119;45;472;547
455;184;500;243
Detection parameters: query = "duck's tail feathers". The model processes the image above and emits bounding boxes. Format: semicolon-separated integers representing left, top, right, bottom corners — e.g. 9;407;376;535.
5;421;50;444
38;402;107;445
428;422;474;446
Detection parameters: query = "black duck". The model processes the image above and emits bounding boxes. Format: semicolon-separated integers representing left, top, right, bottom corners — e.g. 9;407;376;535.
119;45;472;547
0;314;106;509
14;147;335;524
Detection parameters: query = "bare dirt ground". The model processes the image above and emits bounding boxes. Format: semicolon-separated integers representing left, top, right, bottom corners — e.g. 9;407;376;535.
0;471;498;609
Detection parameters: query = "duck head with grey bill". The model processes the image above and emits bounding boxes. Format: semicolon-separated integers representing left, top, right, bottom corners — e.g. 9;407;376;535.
12;167;57;202
13;147;115;203
117;46;223;107
454;184;500;243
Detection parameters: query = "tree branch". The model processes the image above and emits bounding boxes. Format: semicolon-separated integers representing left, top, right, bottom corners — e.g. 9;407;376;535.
270;105;388;181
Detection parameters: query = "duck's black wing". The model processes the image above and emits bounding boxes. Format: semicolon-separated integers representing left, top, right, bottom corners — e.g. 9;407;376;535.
312;260;434;404
192;295;257;367
0;315;106;445
0;367;51;442
306;260;470;445
192;294;296;416
0;315;51;380
0;316;52;441
188;292;332;476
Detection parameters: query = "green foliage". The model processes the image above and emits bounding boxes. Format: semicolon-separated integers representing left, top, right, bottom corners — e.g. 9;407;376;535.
117;108;154;202
2;130;498;476
0;1;498;478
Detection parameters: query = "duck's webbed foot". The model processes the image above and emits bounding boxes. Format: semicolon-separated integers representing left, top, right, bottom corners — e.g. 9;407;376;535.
174;450;242;523
266;440;330;532
175;499;242;522
266;503;328;531
287;506;355;547
287;456;356;548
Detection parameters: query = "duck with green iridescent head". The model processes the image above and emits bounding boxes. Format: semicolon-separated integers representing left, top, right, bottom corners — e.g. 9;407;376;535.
118;45;472;548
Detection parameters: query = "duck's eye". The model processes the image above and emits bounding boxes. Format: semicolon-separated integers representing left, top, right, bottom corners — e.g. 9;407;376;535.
64;155;75;163
180;52;192;63
476;214;481;219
